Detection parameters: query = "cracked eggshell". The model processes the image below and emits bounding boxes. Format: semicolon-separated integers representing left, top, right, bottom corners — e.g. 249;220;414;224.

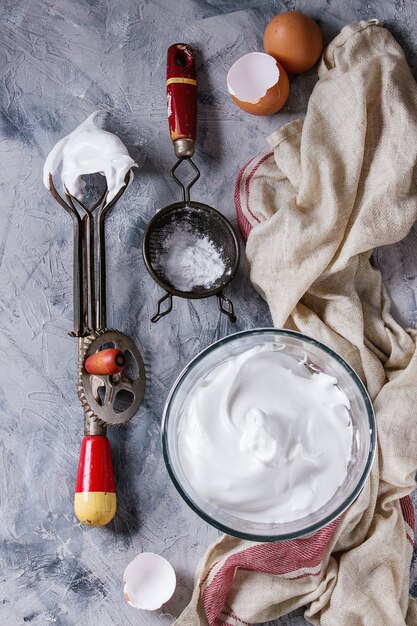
227;52;289;116
123;552;176;611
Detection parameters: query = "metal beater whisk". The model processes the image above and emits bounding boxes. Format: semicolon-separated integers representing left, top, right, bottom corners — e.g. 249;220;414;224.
48;172;145;526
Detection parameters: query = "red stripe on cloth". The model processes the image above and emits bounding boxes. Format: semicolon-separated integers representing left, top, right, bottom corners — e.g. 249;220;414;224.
234;153;273;241
229;612;251;625
244;152;273;225
400;495;415;531
201;560;221;587
202;517;341;626
223;611;251;625
234;158;255;242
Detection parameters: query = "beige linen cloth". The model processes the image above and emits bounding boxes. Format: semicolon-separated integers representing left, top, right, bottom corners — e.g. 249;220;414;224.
176;20;417;626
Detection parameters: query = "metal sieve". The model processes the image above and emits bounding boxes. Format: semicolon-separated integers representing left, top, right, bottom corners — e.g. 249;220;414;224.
142;43;240;323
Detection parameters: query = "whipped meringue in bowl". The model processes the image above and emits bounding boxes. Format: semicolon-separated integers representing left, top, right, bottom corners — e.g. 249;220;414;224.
162;329;376;541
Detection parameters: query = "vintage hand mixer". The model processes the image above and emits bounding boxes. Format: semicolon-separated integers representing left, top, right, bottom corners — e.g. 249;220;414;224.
47;170;145;526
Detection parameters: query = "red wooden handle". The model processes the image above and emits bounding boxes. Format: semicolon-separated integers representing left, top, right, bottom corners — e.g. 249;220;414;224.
74;436;116;526
167;43;197;145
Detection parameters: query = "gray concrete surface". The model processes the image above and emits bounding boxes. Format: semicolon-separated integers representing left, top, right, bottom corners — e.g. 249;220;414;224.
0;1;416;624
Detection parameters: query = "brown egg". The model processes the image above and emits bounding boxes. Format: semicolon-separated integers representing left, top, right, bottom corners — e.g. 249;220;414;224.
227;53;289;116
264;11;323;74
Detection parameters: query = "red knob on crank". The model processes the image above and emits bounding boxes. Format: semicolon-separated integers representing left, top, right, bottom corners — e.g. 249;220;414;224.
167;43;197;156
84;348;126;376
74;436;116;526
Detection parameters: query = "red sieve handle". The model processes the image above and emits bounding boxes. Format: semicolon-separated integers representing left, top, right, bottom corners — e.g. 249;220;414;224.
167;43;197;158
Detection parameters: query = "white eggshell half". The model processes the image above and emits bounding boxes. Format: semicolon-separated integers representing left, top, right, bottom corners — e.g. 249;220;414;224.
227;52;279;104
123;552;176;611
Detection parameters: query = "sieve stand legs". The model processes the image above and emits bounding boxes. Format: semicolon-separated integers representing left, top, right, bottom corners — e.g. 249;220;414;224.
217;292;236;323
151;291;237;323
151;292;173;323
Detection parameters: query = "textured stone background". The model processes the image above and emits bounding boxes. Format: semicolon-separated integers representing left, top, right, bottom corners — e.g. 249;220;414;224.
1;1;417;625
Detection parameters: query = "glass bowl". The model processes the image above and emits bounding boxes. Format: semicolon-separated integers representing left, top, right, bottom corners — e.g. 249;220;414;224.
162;329;376;541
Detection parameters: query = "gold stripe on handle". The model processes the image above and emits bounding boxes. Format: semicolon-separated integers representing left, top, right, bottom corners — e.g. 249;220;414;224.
166;77;197;86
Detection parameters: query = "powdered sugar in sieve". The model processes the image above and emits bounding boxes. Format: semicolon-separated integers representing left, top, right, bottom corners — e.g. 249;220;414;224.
156;224;229;292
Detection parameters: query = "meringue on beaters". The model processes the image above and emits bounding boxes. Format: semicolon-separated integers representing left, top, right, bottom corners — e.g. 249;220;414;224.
43;111;136;204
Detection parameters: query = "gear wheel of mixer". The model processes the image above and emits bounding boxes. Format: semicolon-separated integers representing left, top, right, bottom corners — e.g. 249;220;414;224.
78;329;145;427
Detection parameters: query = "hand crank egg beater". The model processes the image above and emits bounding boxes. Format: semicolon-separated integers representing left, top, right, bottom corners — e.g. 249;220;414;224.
44;112;145;526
